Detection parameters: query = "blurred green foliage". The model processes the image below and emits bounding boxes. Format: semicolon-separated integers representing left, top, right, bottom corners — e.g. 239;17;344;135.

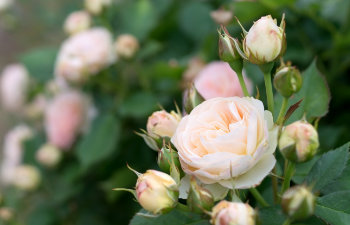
1;0;350;224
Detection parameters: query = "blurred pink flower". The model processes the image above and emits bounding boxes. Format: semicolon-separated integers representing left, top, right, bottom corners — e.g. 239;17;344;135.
63;10;91;35
194;61;252;100
55;28;116;83
45;90;90;150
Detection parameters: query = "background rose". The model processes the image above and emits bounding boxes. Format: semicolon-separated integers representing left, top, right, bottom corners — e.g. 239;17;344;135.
172;97;277;191
194;62;252;100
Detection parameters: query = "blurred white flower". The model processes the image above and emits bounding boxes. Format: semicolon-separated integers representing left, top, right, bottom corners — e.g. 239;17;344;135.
0;64;30;112
114;34;139;59
13;165;41;191
64;10;91;35
45;90;93;150
0;125;33;185
210;9;233;25
0;0;13;11
55;28;116;83
84;0;112;15
36;143;62;168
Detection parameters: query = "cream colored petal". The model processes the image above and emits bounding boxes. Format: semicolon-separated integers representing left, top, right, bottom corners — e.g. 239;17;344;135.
202;183;229;201
178;175;190;199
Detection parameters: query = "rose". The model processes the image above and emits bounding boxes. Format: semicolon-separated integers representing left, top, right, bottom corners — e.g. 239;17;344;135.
171;97;278;190
55;28;116;83
0;64;30;112
194;62;252;100
63;10;91;35
211;201;256;225
147;110;181;138
243;15;285;64
136;170;178;214
114;34;139;59
45;90;91;150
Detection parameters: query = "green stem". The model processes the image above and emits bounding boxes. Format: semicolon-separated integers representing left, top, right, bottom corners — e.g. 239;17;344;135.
281;161;295;195
263;72;274;114
282;218;292;225
236;70;250;97
176;203;190;212
272;167;278;204
249;188;269;207
277;97;289;125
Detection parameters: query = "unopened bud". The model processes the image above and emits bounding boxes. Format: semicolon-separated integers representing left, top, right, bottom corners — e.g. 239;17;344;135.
218;27;240;63
274;66;302;98
136;170;178;214
211;201;256;225
243;15;286;64
183;84;205;114
36;143;62;168
84;0;111;15
282;185;315;220
13;165;41;191
114;34;139;59
64;11;91;35
157;146;180;174
279;120;319;163
147;110;181;138
187;177;214;213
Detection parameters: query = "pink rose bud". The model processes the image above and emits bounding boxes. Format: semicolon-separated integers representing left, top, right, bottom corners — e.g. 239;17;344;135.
211;201;256;225
114;34;140;59
0;64;30;112
36;143;62;168
13;165;41;191
55;28;116;84
282;185;315;220
194;62;252;100
84;0;111;15
147;110;181;138
45;91;90;150
279;120;319;163
210;9;233;26
244;15;286;64
136;170;178;214
64;10;91;35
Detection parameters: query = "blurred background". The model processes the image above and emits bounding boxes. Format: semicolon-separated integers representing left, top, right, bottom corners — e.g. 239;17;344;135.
0;0;349;224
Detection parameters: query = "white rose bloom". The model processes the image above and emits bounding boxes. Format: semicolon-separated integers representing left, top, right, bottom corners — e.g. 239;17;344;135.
63;10;91;35
171;97;278;198
0;64;30;112
55;28;116;83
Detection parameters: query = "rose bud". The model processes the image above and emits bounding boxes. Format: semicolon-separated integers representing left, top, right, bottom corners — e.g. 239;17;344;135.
218;27;240;63
114;34;140;59
0;207;13;221
183;84;205;114
147;110;181;139
281;185;315;220
136;170;178;214
279;120;319;163
45;90;92;150
157;146;181;174
211;201;256;225
0;64;30;112
55;28;116;84
13;165;41;191
211;9;233;26
194;62;252;100
36;143;62;168
63;10;91;36
187;177;214;213
84;0;111;15
274;65;302;98
243;15;285;64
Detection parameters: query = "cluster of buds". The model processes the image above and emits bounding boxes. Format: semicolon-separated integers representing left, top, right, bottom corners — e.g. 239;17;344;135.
279;120;319;163
282;185;315;220
211;201;256;225
274;64;302;98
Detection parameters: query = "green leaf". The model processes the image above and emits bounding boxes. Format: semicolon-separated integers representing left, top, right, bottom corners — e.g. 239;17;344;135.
292;156;320;184
315;191;350;225
258;207;286;225
119;92;158;118
321;160;350;194
304;142;350;191
178;2;215;41
20;47;58;83
76;114;121;170
130;209;210;225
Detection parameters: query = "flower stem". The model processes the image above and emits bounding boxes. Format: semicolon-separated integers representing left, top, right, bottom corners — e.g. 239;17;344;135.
277;97;289;125
176;203;190;212
249;188;269;207
272;167;279;203
236;70;250;97
280;161;295;195
263;72;274;114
